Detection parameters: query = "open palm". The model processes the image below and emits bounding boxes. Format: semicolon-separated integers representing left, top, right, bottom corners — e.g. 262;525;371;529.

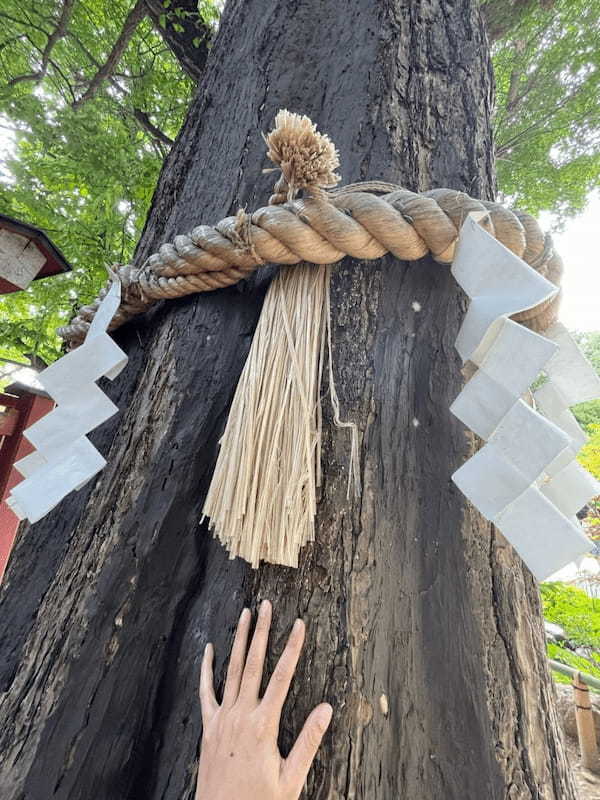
196;600;333;800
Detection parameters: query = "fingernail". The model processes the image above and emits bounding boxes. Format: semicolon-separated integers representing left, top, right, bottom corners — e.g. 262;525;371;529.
204;642;212;656
293;618;304;633
259;599;271;617
240;607;250;622
316;704;333;729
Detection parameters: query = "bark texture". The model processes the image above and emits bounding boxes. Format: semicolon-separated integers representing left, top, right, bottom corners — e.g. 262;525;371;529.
145;0;211;82
0;1;576;798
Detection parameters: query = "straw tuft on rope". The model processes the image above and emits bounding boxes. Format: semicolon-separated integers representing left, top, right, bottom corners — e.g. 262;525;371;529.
264;109;341;204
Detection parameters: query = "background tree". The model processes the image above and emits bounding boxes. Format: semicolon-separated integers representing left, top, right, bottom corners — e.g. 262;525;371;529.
542;582;600;684
1;0;600;365
0;0;210;363
572;333;600;486
486;0;600;222
0;0;578;798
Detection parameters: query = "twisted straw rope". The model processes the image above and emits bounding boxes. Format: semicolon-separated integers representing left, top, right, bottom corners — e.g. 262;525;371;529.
59;151;562;346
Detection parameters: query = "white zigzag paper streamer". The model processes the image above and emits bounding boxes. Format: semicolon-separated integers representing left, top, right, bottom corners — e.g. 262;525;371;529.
7;280;127;523
5;216;597;576
450;216;599;581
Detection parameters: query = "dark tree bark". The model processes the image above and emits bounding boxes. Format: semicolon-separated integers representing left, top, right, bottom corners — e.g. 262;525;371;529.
0;1;575;798
145;0;211;82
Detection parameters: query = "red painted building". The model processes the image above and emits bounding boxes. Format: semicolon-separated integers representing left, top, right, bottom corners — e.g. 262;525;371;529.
0;383;53;581
0;212;71;580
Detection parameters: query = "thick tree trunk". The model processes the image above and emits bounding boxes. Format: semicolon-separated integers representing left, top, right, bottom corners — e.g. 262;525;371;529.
0;1;575;798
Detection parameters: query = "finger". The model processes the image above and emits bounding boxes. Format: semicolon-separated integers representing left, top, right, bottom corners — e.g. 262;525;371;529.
199;643;218;724
222;607;252;707
282;703;333;795
261;618;305;719
238;599;272;703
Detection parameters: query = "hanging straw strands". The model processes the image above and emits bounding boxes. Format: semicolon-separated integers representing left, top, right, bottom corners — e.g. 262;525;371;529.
202;259;360;567
203;263;327;567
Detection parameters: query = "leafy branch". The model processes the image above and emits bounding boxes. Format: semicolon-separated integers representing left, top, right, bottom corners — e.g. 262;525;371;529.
6;0;76;87
72;0;147;108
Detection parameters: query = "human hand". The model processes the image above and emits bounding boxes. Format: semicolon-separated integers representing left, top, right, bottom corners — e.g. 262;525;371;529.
195;599;333;800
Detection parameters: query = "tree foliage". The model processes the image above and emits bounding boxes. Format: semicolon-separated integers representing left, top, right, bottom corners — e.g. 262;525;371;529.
541;582;600;687
572;333;600;481
579;425;600;484
542;582;600;648
0;0;203;363
489;0;600;223
0;0;598;366
547;640;600;687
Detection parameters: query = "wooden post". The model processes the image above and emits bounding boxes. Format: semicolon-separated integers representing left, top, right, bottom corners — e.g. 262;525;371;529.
573;671;600;773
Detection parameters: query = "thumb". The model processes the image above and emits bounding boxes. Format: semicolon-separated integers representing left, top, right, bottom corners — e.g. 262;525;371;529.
282;703;333;796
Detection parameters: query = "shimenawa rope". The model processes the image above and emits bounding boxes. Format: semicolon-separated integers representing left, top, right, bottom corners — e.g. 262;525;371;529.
58;111;562;346
60;111;566;568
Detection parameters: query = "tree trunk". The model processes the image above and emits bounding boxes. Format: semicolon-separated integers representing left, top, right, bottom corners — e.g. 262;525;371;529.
0;1;576;798
144;0;211;82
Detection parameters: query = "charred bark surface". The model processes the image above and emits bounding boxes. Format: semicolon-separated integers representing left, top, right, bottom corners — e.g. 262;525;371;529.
0;1;575;799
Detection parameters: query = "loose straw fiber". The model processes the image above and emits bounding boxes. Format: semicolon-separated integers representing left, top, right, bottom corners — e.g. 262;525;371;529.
202;261;358;568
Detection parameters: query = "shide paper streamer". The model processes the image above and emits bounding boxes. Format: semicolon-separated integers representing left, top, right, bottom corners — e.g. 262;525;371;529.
7;280;127;523
451;216;600;581
5;214;599;583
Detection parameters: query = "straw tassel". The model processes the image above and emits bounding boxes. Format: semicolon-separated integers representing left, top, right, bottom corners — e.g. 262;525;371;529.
203;263;325;567
202;261;360;567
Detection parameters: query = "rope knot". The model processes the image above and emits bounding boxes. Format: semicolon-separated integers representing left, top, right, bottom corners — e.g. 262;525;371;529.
231;208;263;264
264;110;340;205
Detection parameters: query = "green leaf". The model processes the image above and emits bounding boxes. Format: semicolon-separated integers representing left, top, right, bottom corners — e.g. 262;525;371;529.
492;0;600;222
542;583;600;649
0;0;195;363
